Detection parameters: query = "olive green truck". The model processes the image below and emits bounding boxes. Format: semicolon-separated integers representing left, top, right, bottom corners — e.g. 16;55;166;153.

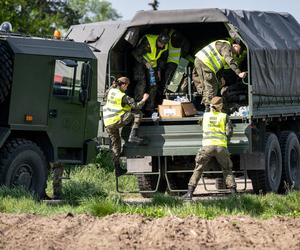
68;8;300;196
0;31;99;198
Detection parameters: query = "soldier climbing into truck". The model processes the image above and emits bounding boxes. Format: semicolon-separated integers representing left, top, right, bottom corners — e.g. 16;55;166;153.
103;76;149;177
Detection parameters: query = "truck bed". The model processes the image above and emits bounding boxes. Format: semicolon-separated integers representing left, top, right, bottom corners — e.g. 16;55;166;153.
123;116;249;157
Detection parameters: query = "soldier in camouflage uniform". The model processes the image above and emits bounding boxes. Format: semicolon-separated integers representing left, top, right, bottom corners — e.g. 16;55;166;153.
183;96;237;200
103;77;149;177
194;39;247;111
52;163;64;199
132;33;169;115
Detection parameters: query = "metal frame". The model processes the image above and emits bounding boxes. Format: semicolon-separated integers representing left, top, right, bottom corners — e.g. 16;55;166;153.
163;156;248;194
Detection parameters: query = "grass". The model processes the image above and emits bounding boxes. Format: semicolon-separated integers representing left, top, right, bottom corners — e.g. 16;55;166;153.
0;152;300;219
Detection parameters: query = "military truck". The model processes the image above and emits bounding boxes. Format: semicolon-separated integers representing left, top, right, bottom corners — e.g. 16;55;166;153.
68;9;300;196
0;31;99;198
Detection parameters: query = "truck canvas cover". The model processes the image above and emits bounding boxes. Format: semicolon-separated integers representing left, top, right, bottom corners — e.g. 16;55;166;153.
68;8;300;98
67;21;129;99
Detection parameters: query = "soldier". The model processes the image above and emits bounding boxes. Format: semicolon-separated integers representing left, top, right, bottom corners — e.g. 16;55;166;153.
103;76;149;177
51;163;64;199
132;32;169;115
194;39;247;111
164;29;190;85
183;96;237;200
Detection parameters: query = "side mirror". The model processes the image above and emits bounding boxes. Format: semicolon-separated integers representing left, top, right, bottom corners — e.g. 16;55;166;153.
79;62;92;105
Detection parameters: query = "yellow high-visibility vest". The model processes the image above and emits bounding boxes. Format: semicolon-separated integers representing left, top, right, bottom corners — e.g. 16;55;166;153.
143;34;168;68
167;30;181;64
202;111;227;148
103;88;131;127
195;40;230;74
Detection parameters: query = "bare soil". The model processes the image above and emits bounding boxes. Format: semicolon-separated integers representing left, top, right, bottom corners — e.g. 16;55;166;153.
0;213;299;250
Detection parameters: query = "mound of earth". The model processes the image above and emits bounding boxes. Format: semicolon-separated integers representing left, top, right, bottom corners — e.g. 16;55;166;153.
0;213;299;249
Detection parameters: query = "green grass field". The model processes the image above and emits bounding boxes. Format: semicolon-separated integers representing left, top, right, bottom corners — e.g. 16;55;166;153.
0;152;300;219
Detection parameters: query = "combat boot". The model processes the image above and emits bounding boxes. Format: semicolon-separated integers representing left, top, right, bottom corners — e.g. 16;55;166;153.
115;163;127;177
128;128;148;145
182;185;195;200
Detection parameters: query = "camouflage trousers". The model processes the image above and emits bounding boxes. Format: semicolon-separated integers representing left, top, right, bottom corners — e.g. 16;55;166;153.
51;163;64;198
192;67;203;96
188;145;236;188
106;110;142;166
133;63;158;113
194;57;219;106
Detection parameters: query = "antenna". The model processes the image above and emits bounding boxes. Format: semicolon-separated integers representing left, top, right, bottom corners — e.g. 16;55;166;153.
148;0;159;10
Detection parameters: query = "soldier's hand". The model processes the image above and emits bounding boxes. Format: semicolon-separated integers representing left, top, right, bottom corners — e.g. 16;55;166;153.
145;62;152;69
142;93;150;101
238;72;247;79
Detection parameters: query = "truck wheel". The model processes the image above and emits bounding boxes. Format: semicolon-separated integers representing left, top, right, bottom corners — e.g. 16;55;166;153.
0;139;48;199
0;43;13;103
249;133;282;193
264;133;282;192
248;170;265;194
279;131;300;191
167;173;192;196
137;174;167;198
215;177;226;189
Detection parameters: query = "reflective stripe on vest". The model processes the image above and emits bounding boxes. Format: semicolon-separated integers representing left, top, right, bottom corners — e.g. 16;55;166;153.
103;88;131;127
202;111;227;148
195;40;230;74
143;34;168;68
167;30;181;64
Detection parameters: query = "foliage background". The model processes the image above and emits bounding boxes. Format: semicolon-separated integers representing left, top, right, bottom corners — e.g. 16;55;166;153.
0;0;121;36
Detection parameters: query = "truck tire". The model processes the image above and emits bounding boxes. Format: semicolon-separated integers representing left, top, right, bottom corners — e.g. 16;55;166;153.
0;139;48;199
249;133;282;193
167;173;192;196
137;174;167;198
279;131;300;191
215;177;226;190
0;43;13;103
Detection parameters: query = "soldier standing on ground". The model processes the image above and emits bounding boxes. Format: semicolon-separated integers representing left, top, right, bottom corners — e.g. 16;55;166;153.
194;39;247;111
183;96;237;200
132;32;169;115
103;77;149;177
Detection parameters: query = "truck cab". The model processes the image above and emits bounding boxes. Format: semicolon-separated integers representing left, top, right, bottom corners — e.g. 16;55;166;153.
0;32;99;198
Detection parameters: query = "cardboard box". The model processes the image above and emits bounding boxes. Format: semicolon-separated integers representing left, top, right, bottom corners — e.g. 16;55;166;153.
158;99;197;118
159;103;183;118
182;102;197;116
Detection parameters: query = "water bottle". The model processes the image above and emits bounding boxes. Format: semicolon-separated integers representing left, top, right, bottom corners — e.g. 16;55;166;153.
148;67;156;86
151;112;159;121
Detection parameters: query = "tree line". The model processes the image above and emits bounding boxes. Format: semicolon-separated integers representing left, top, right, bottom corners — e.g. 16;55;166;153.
0;0;121;36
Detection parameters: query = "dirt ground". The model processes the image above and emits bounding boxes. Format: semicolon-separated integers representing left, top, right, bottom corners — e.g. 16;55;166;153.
0;213;299;250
